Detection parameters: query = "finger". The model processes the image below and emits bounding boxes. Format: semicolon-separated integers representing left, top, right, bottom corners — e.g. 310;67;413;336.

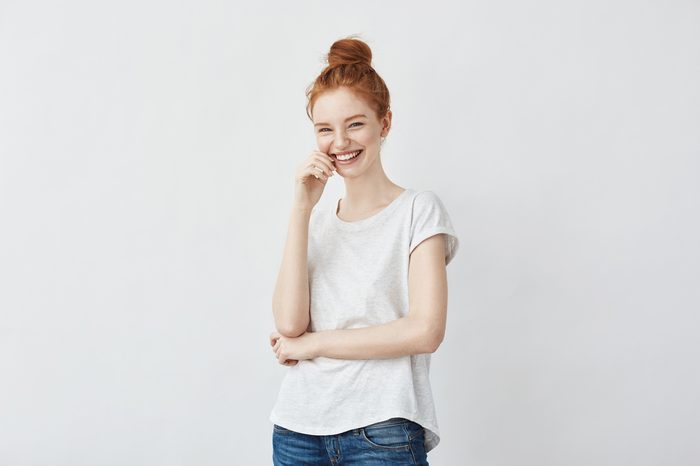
310;163;332;178
312;172;328;184
306;166;327;183
312;149;333;162
311;153;336;175
311;161;333;178
315;155;336;175
308;164;330;182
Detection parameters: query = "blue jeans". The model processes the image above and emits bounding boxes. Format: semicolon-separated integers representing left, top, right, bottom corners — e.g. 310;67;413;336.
272;417;429;465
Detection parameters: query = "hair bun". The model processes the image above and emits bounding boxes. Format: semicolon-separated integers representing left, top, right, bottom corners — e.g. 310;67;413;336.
326;36;373;68
306;35;390;122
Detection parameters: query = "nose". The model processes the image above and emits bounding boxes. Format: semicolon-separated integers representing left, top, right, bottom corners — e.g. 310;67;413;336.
333;130;350;150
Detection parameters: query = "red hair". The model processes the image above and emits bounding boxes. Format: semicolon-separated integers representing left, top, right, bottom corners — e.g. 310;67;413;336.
305;35;391;123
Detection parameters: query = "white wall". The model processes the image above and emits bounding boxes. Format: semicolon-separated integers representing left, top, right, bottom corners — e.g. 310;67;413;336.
1;1;698;465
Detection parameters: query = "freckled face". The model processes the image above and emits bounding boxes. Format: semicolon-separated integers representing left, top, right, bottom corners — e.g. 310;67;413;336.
312;87;390;178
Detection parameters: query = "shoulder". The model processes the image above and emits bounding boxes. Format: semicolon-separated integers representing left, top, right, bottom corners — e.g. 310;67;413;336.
407;189;459;265
412;189;441;203
410;190;450;214
308;200;335;234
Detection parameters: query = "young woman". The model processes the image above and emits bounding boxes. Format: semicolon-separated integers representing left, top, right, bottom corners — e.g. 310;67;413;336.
268;36;459;465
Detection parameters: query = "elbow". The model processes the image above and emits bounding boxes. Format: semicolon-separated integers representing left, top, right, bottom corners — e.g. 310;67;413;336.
272;299;309;337
423;327;445;354
410;315;445;354
425;336;442;354
276;323;307;338
274;315;310;338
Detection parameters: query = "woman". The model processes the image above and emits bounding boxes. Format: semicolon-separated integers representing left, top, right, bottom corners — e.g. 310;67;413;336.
269;36;459;465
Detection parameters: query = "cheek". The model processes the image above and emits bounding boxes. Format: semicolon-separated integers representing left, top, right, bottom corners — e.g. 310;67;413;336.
314;136;327;151
358;129;379;145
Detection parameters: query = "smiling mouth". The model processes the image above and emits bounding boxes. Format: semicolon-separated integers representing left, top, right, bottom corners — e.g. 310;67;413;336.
332;149;363;161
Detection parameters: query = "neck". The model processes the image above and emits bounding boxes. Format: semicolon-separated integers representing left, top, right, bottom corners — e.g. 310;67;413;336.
339;160;403;212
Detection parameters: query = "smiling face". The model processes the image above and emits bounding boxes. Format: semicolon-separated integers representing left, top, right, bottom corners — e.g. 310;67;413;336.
312;86;391;178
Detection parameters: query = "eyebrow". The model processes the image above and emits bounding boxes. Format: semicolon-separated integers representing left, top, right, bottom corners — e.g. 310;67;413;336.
314;114;368;127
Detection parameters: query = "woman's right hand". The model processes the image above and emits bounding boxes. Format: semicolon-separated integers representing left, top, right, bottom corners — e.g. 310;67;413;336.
293;150;336;210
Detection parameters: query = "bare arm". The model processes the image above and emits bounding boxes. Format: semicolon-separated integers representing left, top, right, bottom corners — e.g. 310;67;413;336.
271;206;313;337
311;234;449;359
313;315;436;359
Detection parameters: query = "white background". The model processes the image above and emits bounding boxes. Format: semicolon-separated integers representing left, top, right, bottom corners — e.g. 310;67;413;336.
1;1;698;465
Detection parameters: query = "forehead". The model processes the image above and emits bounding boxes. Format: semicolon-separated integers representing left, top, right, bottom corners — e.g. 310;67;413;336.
313;87;373;122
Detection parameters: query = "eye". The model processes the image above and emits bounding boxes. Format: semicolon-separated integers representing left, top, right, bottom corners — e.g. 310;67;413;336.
317;122;363;134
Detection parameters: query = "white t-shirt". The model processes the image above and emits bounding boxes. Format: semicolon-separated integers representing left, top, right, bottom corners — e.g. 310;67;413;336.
269;188;459;453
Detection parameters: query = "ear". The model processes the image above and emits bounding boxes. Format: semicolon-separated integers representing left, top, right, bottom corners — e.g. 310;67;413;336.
381;110;392;137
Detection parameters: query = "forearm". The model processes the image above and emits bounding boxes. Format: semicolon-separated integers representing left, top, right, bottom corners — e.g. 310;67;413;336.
314;316;436;360
272;207;312;337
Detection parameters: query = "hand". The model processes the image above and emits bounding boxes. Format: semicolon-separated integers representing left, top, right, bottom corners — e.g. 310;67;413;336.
293;150;336;210
269;330;319;366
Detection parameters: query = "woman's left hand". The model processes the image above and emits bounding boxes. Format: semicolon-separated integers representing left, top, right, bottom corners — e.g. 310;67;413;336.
269;330;319;365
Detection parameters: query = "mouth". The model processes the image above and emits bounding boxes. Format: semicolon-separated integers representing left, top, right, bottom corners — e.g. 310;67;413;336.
331;149;363;162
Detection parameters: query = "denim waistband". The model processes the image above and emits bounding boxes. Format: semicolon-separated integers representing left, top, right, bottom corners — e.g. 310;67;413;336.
364;417;408;428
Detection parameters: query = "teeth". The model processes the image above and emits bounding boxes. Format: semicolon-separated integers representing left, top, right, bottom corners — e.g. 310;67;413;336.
336;150;361;161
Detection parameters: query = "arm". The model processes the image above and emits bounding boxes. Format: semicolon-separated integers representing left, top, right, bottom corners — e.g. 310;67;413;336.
313;234;449;359
271;206;313;337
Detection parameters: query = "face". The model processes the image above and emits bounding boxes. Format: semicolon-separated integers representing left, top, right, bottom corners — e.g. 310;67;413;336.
312;86;391;178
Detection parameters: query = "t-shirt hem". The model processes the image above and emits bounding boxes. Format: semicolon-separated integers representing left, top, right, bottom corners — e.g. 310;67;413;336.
409;227;459;264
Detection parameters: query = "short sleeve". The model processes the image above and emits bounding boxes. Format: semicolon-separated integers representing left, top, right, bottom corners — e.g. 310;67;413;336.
409;190;460;265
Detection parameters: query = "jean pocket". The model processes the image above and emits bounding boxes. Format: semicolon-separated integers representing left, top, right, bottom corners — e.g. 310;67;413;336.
403;419;426;440
360;420;411;450
273;424;295;435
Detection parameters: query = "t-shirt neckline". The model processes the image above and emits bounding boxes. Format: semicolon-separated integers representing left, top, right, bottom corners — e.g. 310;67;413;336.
331;188;413;231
